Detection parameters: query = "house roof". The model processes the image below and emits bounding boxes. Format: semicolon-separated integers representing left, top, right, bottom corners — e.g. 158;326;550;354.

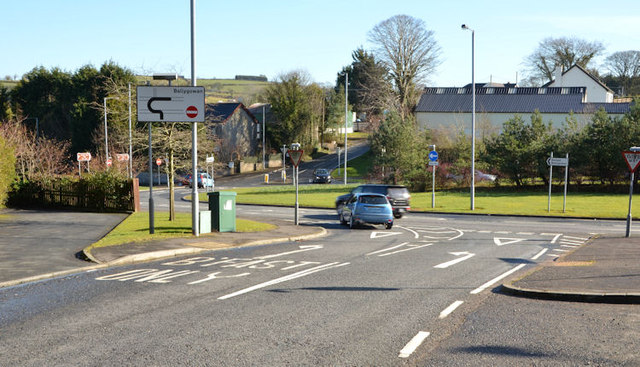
415;87;631;115
205;102;259;124
542;64;614;94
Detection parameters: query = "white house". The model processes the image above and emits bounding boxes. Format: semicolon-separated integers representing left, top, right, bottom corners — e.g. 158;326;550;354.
544;64;614;103
415;65;630;134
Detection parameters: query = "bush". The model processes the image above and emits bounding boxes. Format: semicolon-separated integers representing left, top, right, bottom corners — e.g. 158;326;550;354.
0;134;16;207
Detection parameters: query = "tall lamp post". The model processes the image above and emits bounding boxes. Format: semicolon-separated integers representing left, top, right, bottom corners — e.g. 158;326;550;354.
344;72;348;185
103;96;118;167
462;24;476;210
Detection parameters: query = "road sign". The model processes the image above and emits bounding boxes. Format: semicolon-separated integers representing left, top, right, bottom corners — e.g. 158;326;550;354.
288;150;303;167
428;161;439;166
106;158;112;167
428;150;439;162
206;156;215;164
156;158;163;166
77;152;92;162
116;153;129;162
137;86;205;122
546;157;568;166
622;151;640;172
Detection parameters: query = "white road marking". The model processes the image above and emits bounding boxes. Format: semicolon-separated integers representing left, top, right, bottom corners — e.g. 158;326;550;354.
550;234;562;243
494;231;511;234
478;230;491;233
531;248;548;260
553;249;569;252
378;243;434;257
561;244;579;248
470;264;527;294
366;242;409;255
439;300;464;319
398;331;430;358
563;235;589;241
255;245;324;259
370;231;402;239
493;237;526;246
434;252;475;269
547;254;560;257
396;226;420;239
218;262;350;300
517;232;534;235
559;240;584;245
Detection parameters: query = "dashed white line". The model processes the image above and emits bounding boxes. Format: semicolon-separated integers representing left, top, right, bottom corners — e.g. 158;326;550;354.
552;249;569;252
550;234;562;244
398;331;430;358
531;248;548;260
517;232;534;235
561;244;579;248
470;264;527;294
439;300;464;319
563;235;589;241
378;243;434;257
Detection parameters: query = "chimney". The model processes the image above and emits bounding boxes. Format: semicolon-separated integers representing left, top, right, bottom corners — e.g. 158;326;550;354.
554;66;564;86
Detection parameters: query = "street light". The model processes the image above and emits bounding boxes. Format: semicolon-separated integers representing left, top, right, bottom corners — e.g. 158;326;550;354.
103;97;118;167
344;72;348;185
462;24;476;210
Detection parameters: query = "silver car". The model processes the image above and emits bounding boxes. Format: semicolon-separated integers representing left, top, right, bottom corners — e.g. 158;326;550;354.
340;193;394;229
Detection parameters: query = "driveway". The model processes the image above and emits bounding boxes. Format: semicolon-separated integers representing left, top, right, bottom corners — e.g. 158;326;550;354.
0;209;127;283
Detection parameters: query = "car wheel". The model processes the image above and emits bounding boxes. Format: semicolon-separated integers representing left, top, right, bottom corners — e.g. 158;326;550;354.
336;203;344;216
385;222;393;230
340;213;347;225
349;216;354;229
393;213;403;219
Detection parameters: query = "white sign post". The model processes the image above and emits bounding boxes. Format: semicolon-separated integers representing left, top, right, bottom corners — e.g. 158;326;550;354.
137;86;205;122
428;146;438;208
546;152;570;213
622;150;640;237
77;152;91;176
137;85;205;235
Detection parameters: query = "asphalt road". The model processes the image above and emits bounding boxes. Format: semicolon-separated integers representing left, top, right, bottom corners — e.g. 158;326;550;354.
2;204;638;365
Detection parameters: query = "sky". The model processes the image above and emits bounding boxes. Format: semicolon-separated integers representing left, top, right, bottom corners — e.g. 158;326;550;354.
2;0;640;87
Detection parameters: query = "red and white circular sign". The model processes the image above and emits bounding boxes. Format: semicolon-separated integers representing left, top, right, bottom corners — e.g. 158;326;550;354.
186;105;198;118
156;158;163;166
106;158;112;167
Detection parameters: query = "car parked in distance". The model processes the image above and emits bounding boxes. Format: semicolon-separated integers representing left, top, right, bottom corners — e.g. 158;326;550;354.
340;193;394;229
312;168;332;184
336;184;410;219
185;172;214;188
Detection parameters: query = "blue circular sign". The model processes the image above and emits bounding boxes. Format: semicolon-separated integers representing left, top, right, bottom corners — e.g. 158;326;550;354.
428;150;438;162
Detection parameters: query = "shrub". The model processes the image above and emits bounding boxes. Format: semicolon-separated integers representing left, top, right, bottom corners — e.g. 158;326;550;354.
0;134;16;207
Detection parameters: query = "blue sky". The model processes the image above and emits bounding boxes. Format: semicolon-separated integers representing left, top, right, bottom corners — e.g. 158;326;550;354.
2;0;639;87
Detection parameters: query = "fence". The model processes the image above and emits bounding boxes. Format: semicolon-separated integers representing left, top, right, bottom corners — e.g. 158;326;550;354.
8;177;139;213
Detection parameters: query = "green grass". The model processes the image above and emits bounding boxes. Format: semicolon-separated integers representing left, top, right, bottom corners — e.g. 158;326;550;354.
331;150;373;181
199;185;640;219
89;211;276;249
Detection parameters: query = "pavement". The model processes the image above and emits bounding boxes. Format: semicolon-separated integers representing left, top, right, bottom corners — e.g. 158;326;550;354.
1;208;639;304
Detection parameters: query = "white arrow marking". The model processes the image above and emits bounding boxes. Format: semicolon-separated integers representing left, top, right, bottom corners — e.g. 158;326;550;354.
370;231;402;239
255;245;323;259
434;251;475;269
493;237;526;246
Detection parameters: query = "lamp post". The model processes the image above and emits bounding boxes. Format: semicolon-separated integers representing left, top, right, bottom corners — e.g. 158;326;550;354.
103;97;118;167
344;72;348;185
462;24;475;210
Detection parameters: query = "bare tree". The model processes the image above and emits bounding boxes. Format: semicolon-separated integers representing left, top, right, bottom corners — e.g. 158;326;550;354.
604;50;640;95
524;37;604;85
368;15;441;118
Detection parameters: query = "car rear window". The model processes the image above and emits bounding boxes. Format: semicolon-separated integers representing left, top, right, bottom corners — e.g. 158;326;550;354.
388;188;409;197
363;186;387;194
359;195;388;204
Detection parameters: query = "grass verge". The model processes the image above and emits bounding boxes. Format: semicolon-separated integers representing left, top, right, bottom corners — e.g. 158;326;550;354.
89;211;276;249
200;185;639;219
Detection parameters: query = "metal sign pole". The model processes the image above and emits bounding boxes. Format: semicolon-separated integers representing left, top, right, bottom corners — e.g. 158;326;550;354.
563;153;569;213
548;152;553;212
148;122;155;234
432;164;436;208
295;165;299;225
627;171;635;238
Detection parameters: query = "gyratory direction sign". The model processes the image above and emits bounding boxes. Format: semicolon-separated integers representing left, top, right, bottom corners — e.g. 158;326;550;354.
137;86;205;122
547;157;568;167
77;152;92;162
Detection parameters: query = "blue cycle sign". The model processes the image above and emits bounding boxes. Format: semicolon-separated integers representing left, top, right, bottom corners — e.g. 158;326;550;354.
428;150;438;162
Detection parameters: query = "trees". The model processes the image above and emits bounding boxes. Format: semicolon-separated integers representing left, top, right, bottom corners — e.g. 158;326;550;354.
265;71;315;148
523;37;604;85
368;15;441;118
0;133;16;207
604;50;640;96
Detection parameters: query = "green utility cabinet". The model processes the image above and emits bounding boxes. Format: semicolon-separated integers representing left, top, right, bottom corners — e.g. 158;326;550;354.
208;191;236;232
